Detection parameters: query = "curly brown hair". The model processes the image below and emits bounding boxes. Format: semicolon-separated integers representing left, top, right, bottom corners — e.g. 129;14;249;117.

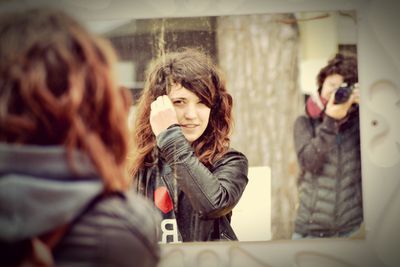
0;8;131;191
317;53;358;93
129;48;233;176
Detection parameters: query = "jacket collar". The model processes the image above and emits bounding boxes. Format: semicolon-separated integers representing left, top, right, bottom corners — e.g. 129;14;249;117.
0;143;103;242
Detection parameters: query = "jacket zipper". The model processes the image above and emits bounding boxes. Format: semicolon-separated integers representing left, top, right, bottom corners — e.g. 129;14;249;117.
220;231;234;241
334;133;342;233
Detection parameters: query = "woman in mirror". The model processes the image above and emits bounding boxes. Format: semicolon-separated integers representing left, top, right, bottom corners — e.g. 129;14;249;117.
0;8;160;267
129;48;249;243
292;53;363;239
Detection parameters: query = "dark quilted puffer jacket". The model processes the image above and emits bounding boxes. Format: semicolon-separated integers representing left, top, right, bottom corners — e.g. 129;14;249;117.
293;110;363;237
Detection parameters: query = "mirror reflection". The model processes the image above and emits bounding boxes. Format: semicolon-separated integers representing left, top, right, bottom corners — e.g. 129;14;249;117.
87;10;363;242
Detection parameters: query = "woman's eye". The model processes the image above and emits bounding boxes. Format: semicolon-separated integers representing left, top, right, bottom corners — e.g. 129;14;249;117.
173;100;184;105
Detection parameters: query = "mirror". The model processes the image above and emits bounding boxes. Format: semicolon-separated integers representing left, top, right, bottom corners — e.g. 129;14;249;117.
82;10;362;242
85;10;361;242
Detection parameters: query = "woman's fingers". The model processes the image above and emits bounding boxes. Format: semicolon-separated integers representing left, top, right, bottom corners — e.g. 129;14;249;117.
162;95;174;109
151;95;174;111
325;89;356;120
150;95;178;136
351;88;360;104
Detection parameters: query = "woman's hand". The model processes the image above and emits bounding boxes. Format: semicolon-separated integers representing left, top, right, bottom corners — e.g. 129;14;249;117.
325;84;359;120
150;95;179;136
352;84;360;105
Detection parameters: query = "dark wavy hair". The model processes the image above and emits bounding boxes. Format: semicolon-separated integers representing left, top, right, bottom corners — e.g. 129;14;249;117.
0;8;131;191
317;53;358;93
129;48;233;176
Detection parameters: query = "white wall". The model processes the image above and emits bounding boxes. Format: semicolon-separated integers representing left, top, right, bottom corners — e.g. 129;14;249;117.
231;166;271;242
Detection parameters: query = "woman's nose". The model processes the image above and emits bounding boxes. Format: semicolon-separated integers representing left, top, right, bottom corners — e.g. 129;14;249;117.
184;104;197;119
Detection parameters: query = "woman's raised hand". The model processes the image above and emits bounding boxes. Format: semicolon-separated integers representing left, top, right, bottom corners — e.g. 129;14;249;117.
325;85;359;120
150;95;179;136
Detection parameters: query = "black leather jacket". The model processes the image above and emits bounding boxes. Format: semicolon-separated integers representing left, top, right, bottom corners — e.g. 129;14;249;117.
134;126;249;242
0;143;161;267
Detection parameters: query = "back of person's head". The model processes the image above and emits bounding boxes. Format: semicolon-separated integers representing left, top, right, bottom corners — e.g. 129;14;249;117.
0;8;131;191
129;48;233;175
316;52;358;94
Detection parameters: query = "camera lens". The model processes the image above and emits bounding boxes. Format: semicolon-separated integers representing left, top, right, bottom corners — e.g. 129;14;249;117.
334;86;353;104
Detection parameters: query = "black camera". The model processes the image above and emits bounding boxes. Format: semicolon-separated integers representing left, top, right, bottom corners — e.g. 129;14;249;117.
334;84;354;104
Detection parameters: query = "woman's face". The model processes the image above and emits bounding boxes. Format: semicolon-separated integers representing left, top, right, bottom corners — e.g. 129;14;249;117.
321;74;344;100
168;83;211;143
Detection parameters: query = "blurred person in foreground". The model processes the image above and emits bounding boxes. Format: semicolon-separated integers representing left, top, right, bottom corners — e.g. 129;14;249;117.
0;8;160;267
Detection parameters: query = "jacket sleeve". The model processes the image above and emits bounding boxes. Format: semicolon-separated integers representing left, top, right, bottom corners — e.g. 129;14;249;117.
293;115;338;173
156;126;248;219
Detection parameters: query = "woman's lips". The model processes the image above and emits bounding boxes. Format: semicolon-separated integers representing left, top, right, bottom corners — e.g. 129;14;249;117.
181;124;199;129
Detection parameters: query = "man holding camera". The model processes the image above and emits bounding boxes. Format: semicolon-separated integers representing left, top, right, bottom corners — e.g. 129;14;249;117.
292;53;363;239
